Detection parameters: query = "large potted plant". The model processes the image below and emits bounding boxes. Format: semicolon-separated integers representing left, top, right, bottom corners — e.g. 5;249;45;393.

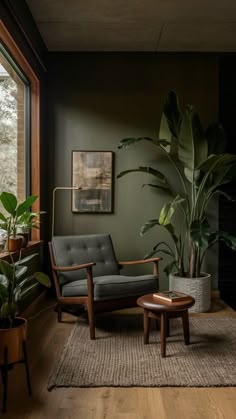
0;192;43;251
0;253;51;411
118;91;236;312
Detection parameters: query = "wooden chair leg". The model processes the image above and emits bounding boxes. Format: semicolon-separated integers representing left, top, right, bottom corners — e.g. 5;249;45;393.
182;310;190;345
144;309;150;344
22;341;32;396
87;301;95;340
1;347;8;413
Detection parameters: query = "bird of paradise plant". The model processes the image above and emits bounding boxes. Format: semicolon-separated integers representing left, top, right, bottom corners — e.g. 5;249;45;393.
118;91;236;278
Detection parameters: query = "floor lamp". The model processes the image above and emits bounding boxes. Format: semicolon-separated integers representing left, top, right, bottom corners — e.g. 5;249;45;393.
51;186;79;238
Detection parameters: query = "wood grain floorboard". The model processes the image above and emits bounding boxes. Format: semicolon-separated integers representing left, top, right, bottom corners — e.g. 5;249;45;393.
1;295;236;419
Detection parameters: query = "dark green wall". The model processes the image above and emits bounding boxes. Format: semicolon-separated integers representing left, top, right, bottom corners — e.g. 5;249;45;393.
48;52;219;289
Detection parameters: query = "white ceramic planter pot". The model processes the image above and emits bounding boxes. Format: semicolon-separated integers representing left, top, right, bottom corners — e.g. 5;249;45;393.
169;272;211;313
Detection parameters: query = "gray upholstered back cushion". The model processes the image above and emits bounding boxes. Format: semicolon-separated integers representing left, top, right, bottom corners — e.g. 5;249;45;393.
52;234;120;285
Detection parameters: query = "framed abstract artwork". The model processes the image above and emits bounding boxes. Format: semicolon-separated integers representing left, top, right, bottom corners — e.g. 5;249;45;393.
72;150;114;213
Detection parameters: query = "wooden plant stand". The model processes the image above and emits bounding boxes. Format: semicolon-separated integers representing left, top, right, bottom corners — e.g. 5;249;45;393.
0;341;32;413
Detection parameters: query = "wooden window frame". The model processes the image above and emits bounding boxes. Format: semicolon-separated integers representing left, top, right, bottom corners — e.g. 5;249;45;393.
0;20;40;241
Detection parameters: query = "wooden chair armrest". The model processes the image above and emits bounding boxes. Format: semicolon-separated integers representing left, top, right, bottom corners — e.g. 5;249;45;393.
119;257;162;266
52;262;96;272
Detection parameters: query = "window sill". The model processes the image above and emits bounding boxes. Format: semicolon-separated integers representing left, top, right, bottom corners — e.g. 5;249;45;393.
0;241;43;262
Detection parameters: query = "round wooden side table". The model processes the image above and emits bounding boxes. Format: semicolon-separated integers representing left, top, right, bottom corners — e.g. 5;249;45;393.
137;293;195;357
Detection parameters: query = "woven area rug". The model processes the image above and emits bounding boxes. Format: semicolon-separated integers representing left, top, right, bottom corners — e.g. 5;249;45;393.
48;314;236;389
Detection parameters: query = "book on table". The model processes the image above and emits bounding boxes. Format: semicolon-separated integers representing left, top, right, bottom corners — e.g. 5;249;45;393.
153;290;190;302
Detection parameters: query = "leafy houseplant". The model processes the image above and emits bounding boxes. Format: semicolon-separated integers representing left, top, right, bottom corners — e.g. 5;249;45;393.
0;192;43;251
0;251;51;404
118;91;236;311
0;254;51;328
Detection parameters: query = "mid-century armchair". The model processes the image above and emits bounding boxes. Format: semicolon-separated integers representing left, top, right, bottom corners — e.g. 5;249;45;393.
49;234;161;339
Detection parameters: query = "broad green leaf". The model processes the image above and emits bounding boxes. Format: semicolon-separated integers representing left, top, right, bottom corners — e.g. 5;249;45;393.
117;167;169;186
199;154;236;173
1;302;16;317
159;112;172;143
210;164;236;189
153;240;173;251
218;231;236;251
15;265;28;279
14;253;37;266
16;195;38;217
118;137;169;150
184;167;201;183
163;223;179;244
153;241;176;257
190;219;210;248
163;260;178;276
13;285;22;302
221;162;236;182
34;272;51;287
0;192;17;215
144;249;159;259
140;219;159;236
0;283;8;300
152;139;170;147
17;283;38;300
118;137;154;149
154;248;174;257
211;190;234;202
16;276;33;288
178;107;208;171
159;202;175;225
1;302;10;317
0;213;7;222
142;183;171;192
0;260;14;282
0;274;8;287
206;231;236;251
207;232;218;247
159;196;185;225
163;91;182;138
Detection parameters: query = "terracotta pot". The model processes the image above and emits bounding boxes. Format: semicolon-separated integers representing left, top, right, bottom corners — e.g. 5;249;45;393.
0;317;27;365
7;236;23;252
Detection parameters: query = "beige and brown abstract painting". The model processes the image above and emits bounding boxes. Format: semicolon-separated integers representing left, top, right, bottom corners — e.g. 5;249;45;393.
72;151;113;213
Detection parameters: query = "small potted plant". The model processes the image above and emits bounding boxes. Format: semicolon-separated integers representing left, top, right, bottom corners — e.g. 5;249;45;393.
0;192;42;251
16;210;45;248
118;91;236;312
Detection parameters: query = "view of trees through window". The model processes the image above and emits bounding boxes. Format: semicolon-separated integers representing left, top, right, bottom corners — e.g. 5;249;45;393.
0;49;27;204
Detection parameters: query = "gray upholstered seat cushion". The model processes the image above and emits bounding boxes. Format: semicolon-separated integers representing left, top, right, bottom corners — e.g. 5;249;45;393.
62;274;158;301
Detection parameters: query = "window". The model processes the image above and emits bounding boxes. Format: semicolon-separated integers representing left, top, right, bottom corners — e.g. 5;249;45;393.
0;46;30;201
0;21;40;240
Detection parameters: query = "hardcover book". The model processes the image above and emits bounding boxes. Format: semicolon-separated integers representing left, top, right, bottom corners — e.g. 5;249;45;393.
153;290;190;302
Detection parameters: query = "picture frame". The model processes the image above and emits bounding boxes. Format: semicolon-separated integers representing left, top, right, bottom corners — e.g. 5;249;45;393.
71;150;114;213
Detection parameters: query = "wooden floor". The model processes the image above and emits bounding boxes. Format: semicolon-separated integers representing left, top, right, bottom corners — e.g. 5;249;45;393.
1;294;236;419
